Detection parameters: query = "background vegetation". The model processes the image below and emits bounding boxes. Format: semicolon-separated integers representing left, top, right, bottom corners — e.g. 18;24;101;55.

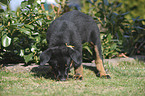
0;0;145;64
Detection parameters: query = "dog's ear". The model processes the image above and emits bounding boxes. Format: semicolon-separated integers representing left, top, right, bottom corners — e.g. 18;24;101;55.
40;48;51;65
69;48;82;65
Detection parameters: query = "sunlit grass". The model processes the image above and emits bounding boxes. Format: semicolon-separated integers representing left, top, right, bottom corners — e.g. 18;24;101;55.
0;60;145;96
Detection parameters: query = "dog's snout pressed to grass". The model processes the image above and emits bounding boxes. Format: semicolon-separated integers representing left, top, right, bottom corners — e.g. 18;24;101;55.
40;10;111;80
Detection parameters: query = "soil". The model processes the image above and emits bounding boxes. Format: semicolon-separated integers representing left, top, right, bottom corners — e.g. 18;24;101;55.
1;55;145;73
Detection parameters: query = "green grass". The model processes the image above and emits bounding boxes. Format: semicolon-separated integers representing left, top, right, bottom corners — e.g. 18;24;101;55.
0;60;145;96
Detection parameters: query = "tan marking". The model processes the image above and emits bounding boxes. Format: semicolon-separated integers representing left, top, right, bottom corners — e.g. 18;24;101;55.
118;53;128;58
70;60;73;67
74;64;83;79
73;74;83;80
94;45;108;77
65;43;74;49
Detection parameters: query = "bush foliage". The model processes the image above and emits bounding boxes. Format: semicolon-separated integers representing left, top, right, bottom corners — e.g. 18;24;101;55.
0;1;51;63
0;0;145;64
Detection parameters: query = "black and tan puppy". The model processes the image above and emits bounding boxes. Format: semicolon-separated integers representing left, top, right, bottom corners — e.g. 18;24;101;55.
40;10;110;81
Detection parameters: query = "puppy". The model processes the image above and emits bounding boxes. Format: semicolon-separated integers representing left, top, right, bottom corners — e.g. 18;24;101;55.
40;10;110;81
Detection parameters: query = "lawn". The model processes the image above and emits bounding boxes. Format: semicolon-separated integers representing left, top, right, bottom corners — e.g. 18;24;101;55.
0;60;145;96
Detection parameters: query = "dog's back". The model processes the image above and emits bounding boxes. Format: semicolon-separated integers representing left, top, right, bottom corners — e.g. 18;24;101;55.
47;10;100;47
57;10;100;43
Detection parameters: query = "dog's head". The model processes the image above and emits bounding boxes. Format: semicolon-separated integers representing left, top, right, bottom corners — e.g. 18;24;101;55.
40;46;81;81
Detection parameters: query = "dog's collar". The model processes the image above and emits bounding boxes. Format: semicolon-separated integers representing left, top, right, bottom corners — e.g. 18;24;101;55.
65;43;74;49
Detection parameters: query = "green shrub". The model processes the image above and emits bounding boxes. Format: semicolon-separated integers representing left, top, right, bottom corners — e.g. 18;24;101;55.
123;17;145;55
101;33;121;58
0;1;53;64
0;0;144;64
83;0;145;58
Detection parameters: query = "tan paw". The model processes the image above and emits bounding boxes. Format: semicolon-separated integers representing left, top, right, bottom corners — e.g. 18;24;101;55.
73;74;83;80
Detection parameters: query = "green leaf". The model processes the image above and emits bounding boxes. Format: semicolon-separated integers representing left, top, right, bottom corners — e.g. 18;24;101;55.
32;32;39;35
2;35;11;47
1;31;5;36
21;1;28;9
116;3;122;8
107;34;112;41
83;46;93;55
35;36;40;42
24;53;33;63
18;28;31;35
0;25;4;30
12;23;24;27
25;24;34;30
112;12;118;16
31;45;36;52
13;37;19;42
110;43;117;50
36;20;42;26
121;12;129;16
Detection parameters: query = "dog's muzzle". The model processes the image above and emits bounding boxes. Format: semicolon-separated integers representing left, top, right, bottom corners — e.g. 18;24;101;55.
57;74;68;81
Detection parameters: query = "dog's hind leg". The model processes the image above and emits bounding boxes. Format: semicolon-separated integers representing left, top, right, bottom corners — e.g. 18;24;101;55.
90;30;110;79
92;43;110;79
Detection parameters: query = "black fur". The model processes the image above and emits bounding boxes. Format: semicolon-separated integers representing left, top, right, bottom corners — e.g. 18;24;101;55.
40;10;102;81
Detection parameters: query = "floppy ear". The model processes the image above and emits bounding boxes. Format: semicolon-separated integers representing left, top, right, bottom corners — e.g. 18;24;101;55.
69;48;82;65
40;48;51;65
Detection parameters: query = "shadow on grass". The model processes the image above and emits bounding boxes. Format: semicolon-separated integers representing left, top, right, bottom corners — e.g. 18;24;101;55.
31;65;55;80
83;65;100;77
30;64;102;80
30;64;99;80
31;65;73;80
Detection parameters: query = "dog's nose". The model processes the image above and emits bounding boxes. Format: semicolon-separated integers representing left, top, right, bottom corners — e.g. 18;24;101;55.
60;78;67;81
57;75;67;81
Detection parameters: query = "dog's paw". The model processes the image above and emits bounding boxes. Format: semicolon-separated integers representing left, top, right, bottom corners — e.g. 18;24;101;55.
96;72;111;79
73;74;83;80
101;74;111;79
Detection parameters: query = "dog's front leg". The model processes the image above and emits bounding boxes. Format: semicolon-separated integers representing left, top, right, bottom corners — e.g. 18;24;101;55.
74;64;83;80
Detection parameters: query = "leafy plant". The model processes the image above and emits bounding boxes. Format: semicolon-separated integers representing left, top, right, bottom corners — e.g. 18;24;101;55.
0;1;53;64
83;0;145;58
123;17;145;55
101;33;121;58
0;0;144;64
81;0;125;59
83;42;94;62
